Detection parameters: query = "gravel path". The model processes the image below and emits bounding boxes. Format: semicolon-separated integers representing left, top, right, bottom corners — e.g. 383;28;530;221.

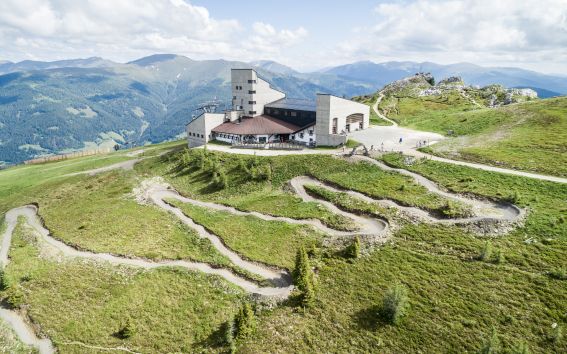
0;156;525;351
350;156;523;224
372;92;399;127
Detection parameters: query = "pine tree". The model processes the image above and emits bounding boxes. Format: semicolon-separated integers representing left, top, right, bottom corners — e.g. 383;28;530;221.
480;240;493;261
382;282;409;324
293;246;316;307
117;318;136;339
348;236;361;259
0;268;8;291
479;328;500;354
234;303;256;341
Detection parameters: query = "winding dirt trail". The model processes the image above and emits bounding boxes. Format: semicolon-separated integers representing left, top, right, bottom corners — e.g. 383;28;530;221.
0;156;524;352
349;156;523;224
372;92;398;127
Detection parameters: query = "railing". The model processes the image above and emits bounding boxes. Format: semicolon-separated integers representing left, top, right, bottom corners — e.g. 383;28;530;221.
231;141;305;150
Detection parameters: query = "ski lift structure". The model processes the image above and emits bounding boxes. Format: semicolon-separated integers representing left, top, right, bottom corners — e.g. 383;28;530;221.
190;97;228;121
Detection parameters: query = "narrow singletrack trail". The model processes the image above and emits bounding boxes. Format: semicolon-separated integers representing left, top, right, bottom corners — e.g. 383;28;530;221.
0;155;525;352
372;92;398;127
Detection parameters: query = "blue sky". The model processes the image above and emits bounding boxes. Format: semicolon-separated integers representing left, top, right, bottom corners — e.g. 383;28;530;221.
0;0;566;73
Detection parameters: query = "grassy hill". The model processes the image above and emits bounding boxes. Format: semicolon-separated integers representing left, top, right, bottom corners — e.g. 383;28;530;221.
373;74;566;177
0;141;565;353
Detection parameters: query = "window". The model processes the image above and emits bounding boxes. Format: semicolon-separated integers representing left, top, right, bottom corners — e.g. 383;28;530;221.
201;134;204;138
299;133;304;139
248;101;256;104
248;90;256;94
291;135;295;139
247;79;256;84
290;111;297;117
266;108;272;114
233;96;236;99
249;111;256;115
308;130;313;136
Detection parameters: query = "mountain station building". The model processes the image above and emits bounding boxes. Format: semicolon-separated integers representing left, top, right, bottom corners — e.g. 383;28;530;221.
186;68;369;148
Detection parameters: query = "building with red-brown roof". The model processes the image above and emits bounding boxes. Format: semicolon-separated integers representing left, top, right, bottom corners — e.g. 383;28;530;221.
186;68;369;148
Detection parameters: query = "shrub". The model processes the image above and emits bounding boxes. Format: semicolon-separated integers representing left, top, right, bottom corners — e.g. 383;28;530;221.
0;268;8;291
223;319;236;353
548;268;567;280
504;191;520;204
5;285;24;309
440;200;472;218
347;236;361;259
479;328;500;354
382;283;409;325
117;318;136;339
479;241;493;262
496;249;505;264
234;303;256;341
238;158;249;174
549;324;562;344
512;342;531;354
213;168;228;189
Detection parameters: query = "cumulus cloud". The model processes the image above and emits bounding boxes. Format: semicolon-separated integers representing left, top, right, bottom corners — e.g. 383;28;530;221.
333;0;567;71
245;22;308;54
0;0;300;62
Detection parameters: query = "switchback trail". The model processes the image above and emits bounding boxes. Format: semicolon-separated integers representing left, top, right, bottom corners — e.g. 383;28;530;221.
0;156;524;352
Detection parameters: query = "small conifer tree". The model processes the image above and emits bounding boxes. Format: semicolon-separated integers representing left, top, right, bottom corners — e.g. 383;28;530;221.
293;246;316;307
234;303;256;341
479;328;500;354
382;283;409;324
348;236;361;259
0;268;8;291
117;318;136;339
480;241;493;261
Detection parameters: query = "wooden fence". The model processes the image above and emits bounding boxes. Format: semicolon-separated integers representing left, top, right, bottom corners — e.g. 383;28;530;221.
23;148;113;165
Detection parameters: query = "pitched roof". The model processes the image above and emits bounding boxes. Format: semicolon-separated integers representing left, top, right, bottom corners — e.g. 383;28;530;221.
212;115;303;135
265;97;316;111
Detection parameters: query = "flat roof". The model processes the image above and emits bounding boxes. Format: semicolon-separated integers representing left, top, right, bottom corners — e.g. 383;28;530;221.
265;98;316;112
212;115;302;135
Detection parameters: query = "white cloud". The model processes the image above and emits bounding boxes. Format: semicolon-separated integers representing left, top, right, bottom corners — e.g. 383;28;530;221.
330;0;567;71
246;22;308;54
0;0;244;61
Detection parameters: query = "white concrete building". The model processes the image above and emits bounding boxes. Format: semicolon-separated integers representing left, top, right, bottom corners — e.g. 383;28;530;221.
186;68;369;148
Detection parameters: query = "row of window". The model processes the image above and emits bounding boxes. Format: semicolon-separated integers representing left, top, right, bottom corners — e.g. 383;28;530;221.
189;132;204;138
248;80;256;84
248;101;256;104
265;108;313;118
248;111;256;115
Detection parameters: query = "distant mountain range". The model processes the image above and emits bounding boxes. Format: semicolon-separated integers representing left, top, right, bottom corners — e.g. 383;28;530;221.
0;54;564;165
321;61;566;98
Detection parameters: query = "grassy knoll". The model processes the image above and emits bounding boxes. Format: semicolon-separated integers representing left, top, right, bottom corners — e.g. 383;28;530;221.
37;171;230;267
168;200;323;270
135;152;358;231
0;153;132;215
380;91;567;176
137;150;472;220
303;184;394;220
378;89;479;130
1;221;244;354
